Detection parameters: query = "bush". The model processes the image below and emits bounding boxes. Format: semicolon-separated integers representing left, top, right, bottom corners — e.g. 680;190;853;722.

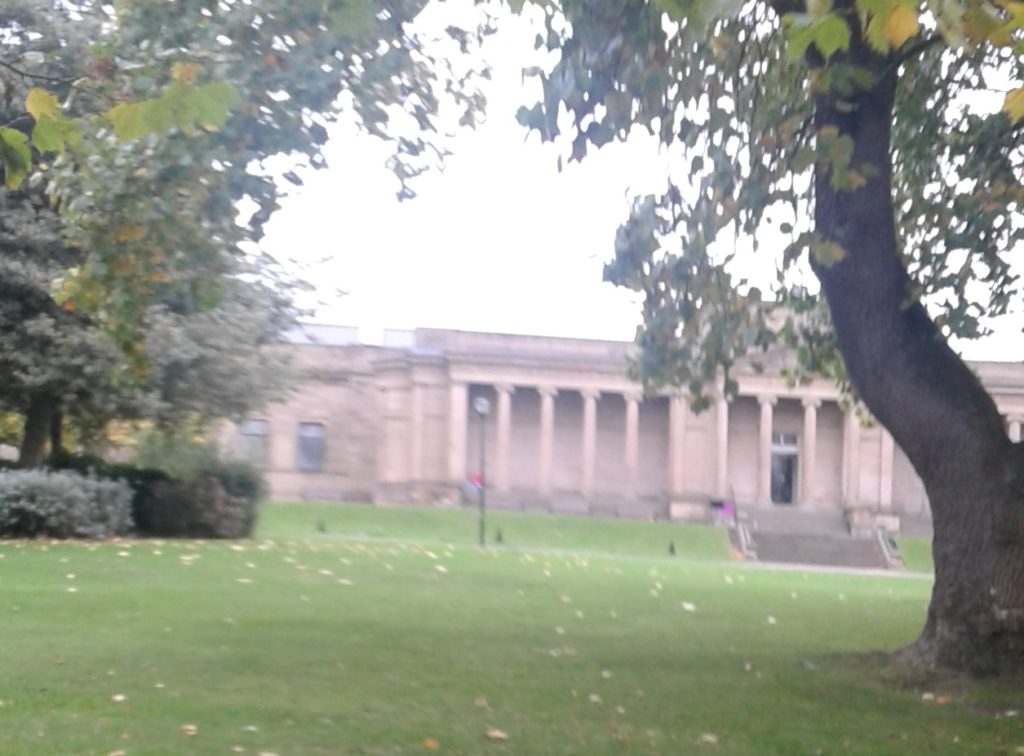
138;475;257;539
200;458;267;502
48;448;264;539
0;469;133;539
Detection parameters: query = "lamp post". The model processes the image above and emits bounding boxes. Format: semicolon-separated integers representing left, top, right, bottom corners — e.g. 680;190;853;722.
473;396;490;547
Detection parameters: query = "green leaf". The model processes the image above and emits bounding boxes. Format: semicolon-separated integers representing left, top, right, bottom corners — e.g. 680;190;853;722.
784;12;850;61
187;81;240;131
106;100;155;140
105;81;240;140
0;128;31;188
814;15;852;57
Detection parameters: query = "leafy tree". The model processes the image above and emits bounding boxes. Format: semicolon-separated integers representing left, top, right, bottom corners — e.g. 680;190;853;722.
519;0;1024;673
0;0;490;458
0;182;298;467
1;0;492;338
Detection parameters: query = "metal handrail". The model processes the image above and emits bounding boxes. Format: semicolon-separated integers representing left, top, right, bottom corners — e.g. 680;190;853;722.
876;527;904;569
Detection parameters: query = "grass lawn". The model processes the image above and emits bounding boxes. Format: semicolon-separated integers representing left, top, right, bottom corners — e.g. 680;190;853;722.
0;501;1017;755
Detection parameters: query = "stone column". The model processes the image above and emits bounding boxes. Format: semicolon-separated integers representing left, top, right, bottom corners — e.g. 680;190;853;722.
495;384;514;493
624;392;641;497
410;382;424;481
581;389;600;497
668;396;687;496
448;383;468;482
843;408;861;505
757;395;776;504
715;394;730;499
879;428;895;511
1009;416;1022;443
801;398;820;506
538;387;558;497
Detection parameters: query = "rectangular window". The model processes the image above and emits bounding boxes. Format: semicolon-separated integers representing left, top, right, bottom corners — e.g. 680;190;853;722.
297;422;326;472
240;419;269;466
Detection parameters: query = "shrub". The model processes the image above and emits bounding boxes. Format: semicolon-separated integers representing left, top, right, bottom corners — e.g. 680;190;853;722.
0;469;133;539
138;475;257;539
200;458;266;502
48;448;265;539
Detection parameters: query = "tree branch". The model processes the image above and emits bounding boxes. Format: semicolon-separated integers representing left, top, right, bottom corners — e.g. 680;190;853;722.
889;35;944;71
0;59;77;84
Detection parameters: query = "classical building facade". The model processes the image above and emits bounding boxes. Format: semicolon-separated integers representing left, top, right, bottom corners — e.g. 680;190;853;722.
230;325;1024;535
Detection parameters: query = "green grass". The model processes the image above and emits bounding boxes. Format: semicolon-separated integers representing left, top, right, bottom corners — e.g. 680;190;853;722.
0;502;1015;755
897;537;935;573
258;501;734;560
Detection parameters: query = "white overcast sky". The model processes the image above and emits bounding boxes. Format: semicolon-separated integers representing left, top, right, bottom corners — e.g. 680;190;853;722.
259;5;1024;363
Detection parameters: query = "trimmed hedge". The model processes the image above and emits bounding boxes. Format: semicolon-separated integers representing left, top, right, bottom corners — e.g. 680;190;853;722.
0;469;133;538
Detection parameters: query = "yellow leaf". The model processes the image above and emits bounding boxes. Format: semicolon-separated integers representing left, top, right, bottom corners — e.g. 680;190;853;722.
422;739;439;750
1003;87;1024;123
171;62;201;85
25;88;61;120
884;4;919;47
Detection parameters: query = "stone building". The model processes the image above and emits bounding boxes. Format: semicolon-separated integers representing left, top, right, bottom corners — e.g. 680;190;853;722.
229;324;1024;536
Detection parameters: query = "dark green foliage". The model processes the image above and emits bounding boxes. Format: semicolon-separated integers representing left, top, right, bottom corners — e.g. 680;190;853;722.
201;458;267;504
0;469;133;538
48;449;263;539
138;475;258;539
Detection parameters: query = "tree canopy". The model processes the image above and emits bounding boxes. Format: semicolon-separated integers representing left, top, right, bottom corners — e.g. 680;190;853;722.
1;0;493;339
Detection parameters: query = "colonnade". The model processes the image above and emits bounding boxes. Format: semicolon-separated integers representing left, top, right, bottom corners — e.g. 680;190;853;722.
439;381;915;509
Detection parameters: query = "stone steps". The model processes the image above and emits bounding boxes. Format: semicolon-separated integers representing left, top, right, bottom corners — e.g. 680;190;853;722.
749;531;889;569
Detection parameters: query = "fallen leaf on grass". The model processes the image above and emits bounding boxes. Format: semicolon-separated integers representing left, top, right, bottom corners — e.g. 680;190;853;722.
484;729;509;741
180;724;198;736
699;733;718;744
422;738;439;749
110;694;126;703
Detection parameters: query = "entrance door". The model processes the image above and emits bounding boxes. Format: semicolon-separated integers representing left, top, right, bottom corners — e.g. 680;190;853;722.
770;432;799;505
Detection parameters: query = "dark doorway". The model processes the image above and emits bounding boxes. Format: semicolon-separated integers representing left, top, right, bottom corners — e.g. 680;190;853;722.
770;432;798;505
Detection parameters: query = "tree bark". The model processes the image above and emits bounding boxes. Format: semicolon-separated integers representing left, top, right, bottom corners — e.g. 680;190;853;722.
811;19;1024;674
49;405;64;458
16;393;57;469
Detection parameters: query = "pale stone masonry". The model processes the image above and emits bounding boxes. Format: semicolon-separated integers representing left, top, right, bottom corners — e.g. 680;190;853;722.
227;324;1024;535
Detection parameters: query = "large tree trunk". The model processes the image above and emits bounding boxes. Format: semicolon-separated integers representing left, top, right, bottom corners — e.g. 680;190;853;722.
49;405;64;458
16;393;57;469
810;21;1024;674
